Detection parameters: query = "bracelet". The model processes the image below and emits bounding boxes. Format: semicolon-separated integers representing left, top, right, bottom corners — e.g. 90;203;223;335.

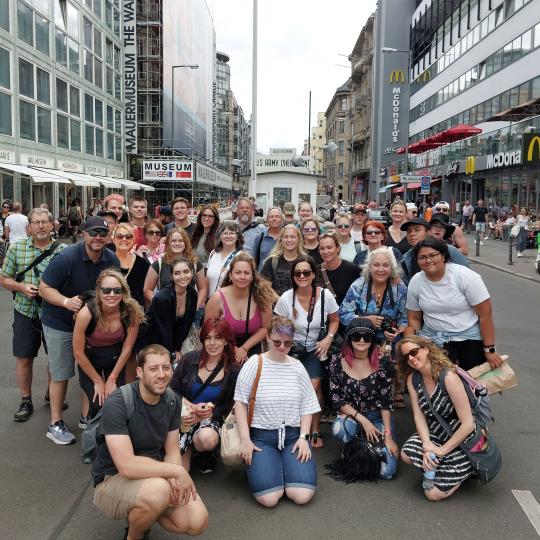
63;297;69;306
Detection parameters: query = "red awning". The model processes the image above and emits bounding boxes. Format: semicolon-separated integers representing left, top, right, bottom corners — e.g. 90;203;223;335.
438;124;482;143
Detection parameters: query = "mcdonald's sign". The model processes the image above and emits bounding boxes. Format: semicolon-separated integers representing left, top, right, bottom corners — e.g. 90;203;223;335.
415;70;431;83
523;133;540;164
465;156;475;175
389;69;406;83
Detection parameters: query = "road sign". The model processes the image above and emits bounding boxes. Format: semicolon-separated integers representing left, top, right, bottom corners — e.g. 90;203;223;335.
400;175;422;183
420;175;431;194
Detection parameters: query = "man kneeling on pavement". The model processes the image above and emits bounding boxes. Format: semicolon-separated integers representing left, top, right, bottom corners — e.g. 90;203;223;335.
92;344;208;539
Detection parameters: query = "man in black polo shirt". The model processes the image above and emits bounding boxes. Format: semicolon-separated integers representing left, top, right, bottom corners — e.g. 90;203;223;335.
39;217;119;445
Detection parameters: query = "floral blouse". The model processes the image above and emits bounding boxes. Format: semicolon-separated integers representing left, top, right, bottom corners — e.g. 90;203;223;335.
329;355;395;414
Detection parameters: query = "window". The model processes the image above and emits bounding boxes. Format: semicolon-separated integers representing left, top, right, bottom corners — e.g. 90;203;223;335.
114;109;121;133
84;49;93;82
94;28;102;57
70;118;81;151
338;140;344;156
338;163;344;177
94;57;102;88
535;23;540;48
67;2;79;37
19;100;35;140
35;14;49;56
0;92;11;135
0;48;10;89
83;16;92;48
107;105;113;129
339;120;345;134
70;87;80;116
36;68;49;104
17;1;34;46
0;3;9;31
85;93;93;122
56;78;68;111
55;29;67;66
37;106;51;144
107;131;114;159
68;38;79;74
57;113;69;148
85;124;94;154
95;98;103;125
19;59;34;98
95;128;103;156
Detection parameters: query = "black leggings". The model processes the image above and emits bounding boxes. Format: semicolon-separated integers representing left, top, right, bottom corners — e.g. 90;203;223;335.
444;339;485;371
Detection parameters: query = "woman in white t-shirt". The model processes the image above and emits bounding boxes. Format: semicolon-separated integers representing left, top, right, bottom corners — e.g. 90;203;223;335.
274;256;339;448
406;238;503;371
234;315;320;508
335;213;358;262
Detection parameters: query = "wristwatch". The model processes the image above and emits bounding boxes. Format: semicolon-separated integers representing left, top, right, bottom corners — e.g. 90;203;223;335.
483;344;497;354
299;433;310;441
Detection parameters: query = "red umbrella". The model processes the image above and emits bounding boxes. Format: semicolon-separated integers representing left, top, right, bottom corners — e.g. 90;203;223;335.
439;124;482;143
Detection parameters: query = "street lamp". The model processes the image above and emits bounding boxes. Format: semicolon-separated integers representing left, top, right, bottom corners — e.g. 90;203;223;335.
171;64;199;155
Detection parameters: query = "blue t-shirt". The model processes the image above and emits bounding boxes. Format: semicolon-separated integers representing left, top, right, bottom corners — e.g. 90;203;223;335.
190;379;223;405
41;242;120;332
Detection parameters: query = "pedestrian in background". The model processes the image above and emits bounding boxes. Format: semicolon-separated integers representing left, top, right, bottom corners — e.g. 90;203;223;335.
385;201;410;255
283;202;297;225
190;205;220;266
515;207;531;258
67;199;83;243
461;199;474;233
102;193;124;222
4;202;28;245
472;199;489;244
350;204;368;243
300;216;324;268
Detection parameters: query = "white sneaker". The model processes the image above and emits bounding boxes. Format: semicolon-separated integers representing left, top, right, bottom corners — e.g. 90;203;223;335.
484;236;489;241
517;252;522;257
480;241;484;246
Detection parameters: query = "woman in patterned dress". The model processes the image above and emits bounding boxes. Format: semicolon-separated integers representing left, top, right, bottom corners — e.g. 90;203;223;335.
398;336;476;501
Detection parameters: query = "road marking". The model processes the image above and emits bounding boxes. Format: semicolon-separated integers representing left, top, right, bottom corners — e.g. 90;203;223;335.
512;490;540;536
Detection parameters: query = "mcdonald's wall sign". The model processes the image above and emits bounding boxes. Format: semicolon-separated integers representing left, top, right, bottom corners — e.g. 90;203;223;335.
389;69;406;83
523;133;540;164
465;156;475;175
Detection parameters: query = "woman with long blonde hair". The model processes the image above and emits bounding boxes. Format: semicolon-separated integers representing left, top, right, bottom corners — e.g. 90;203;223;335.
73;269;145;419
261;224;307;295
205;251;275;364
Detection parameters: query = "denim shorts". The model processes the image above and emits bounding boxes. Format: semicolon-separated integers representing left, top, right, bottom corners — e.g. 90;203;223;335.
246;426;317;497
299;350;323;379
332;410;397;480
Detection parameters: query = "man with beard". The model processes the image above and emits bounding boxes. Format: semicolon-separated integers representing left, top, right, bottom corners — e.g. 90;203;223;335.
235;197;264;256
92;344;208;539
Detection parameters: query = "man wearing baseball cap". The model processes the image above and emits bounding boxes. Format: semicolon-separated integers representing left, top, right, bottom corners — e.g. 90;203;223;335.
405;203;418;220
38;216;119;445
432;202;468;255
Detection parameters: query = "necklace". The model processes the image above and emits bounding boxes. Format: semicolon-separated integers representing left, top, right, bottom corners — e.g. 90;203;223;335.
204;363;218;372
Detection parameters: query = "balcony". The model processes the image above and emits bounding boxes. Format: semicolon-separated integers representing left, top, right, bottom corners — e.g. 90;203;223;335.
351;48;373;75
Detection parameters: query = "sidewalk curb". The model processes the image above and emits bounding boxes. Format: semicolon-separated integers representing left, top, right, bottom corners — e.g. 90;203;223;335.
468;257;540;284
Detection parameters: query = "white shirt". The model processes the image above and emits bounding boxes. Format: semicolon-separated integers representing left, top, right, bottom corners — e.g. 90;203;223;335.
206;249;237;297
234;354;320;430
351;229;364;244
5;213;28;244
340;238;357;262
406;263;490;333
462;204;473;217
274;288;339;351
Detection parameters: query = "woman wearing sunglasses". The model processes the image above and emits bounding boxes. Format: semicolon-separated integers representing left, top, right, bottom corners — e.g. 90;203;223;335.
190;205;220;266
385;201;411;255
234;315;320;507
274;256;339;448
73;270;144;420
353;220;403;268
113;224;150;307
329;318;398;479
398;336;476;501
406;238;503;371
136;219;165;264
300;216;323;268
334;213;358;262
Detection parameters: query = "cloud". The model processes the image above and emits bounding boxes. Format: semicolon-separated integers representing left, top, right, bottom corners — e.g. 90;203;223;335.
208;0;377;153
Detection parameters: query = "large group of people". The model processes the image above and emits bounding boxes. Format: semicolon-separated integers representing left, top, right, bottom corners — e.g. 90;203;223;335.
0;195;508;538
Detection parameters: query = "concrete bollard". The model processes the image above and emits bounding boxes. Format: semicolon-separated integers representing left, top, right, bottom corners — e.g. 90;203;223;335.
508;234;514;265
475;230;480;257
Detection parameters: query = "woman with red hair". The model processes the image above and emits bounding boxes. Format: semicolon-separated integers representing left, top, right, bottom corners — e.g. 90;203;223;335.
170;318;240;473
353;220;403;267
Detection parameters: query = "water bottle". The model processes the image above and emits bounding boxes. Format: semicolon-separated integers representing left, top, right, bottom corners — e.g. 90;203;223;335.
422;452;438;490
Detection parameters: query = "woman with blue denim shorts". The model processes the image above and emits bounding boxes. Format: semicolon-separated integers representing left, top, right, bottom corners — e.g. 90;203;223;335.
274;256;339;449
329;318;399;480
234;315;321;508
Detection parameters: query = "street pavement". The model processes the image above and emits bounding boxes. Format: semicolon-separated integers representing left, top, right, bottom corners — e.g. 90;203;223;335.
0;265;539;540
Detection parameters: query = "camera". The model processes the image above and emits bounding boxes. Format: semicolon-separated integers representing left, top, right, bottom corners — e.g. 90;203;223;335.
380;316;396;334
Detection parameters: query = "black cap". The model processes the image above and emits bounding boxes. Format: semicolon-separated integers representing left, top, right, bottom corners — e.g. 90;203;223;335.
84;216;109;231
430;213;455;238
97;210;118;221
159;205;173;216
400;218;431;231
345;318;377;341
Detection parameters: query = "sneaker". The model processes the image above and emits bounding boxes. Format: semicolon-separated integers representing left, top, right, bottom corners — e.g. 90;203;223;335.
480;241;484;246
46;420;76;445
78;415;89;430
14;400;34;422
484;236;489;241
44;390;69;411
517;252;523;257
196;452;217;474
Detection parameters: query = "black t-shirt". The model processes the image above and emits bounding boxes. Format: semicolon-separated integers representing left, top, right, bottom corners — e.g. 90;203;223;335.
121;255;150;307
151;259;203;290
91;382;181;486
324;260;362;305
164;221;195;238
260;256;294;296
473;207;489;223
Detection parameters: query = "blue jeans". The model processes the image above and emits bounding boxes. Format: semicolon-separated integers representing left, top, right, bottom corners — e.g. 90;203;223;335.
516;227;528;252
246;426;317;497
332;410;397;480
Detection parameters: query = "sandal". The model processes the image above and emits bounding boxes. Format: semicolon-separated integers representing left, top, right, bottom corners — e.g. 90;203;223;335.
311;431;324;448
393;392;406;409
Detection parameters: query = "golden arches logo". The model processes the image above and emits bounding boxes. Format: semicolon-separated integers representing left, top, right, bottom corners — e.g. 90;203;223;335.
415;70;431;83
465;156;475;175
389;69;405;83
526;135;540;162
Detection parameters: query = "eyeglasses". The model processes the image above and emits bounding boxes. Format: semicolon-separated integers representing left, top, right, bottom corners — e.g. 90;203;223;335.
201;213;215;219
293;269;313;278
30;220;50;226
221;231;237;236
417;252;441;263
302;227;318;233
146;230;161;236
365;230;382;236
404;347;420;359
350;333;374;343
271;339;293;348
87;230;109;238
100;287;123;295
435;207;449;213
115;234;134;240
337;224;350;229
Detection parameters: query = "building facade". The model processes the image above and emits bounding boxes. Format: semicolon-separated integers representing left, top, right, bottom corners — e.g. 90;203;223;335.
0;0;129;217
309;112;326;177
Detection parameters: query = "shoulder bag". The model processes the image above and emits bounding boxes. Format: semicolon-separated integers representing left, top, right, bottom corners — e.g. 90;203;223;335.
221;354;263;466
317;288;343;357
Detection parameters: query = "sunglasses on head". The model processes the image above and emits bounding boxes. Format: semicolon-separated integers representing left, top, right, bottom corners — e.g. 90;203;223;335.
100;287;123;295
87;230;109;238
350;333;374;343
293;269;313;278
271;338;292;348
404;347;420;359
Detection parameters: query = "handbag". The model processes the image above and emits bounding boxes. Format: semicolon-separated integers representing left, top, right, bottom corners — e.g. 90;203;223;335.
510;224;520;237
468;356;517;395
415;375;502;485
180;322;203;355
317;288;343;357
220;354;263;465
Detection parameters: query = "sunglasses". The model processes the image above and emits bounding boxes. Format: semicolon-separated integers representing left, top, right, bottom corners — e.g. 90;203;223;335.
146;230;161;236
271;339;293;348
350;333;374;343
303;227;318;233
115;234;134;240
87;230;109;238
410;210;418;215
365;230;382;236
293;269;313;278
435;207;449;212
2;205;9;208
404;347;420;359
337;224;350;229
100;287;123;295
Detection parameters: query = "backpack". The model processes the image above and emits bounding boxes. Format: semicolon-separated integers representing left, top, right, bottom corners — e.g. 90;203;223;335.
69;206;79;220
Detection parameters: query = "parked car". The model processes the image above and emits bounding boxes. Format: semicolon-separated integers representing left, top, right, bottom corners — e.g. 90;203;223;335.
367;208;391;227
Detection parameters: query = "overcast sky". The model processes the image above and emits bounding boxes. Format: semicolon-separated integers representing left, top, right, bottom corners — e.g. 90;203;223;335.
208;0;378;155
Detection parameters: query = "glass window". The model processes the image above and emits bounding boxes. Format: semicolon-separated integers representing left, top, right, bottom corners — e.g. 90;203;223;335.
0;92;12;135
85;124;94;154
106;66;113;94
17;1;34;46
84;49;93;82
95;99;103;125
0;48;10;89
518;81;530;103
55;29;67;66
93;0;102;18
19;100;35;140
69;86;79;116
115;135;121;160
531;76;540;98
502;43;512;66
493;49;502;72
37;106;51;144
107;105;113;129
36;68;49;104
68;38;79;74
94;28;102;57
95;128;103;156
107;131;114;159
19;59;34;99
115;109;121;133
105;1;112;30
94;57;102;88
113;45;120;70
106;39;113;64
56;79;68;113
0;3;9;31
85;93;93;122
67;3;79;38
522;29;532;52
55;1;66;29
113;8;120;37
535;24;540;48
57;113;69;148
70;118;81;151
35;15;49;56
512;36;522;61
83;16;92;49
114;73;121;99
